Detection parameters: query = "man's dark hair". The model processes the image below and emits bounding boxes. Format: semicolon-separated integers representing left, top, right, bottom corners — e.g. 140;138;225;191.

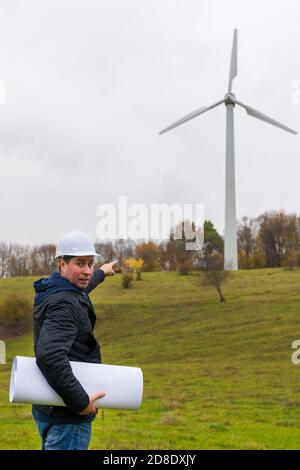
58;256;74;272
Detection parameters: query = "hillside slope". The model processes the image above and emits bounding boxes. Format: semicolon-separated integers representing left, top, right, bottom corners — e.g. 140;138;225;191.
0;269;300;449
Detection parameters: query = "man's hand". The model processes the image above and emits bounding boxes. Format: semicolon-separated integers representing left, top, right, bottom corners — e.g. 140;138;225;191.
78;391;106;416
100;260;119;276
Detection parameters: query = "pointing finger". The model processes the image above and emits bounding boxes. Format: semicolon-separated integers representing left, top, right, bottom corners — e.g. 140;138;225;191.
91;391;106;401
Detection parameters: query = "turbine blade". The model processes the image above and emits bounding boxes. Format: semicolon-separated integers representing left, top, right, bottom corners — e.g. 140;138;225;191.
236;100;297;135
228;29;238;93
159;99;224;135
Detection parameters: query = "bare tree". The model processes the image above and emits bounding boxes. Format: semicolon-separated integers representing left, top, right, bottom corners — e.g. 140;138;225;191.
94;241;118;265
202;253;230;302
238;216;255;259
0;242;12;278
113;239;135;265
7;244;31;277
30;244;56;275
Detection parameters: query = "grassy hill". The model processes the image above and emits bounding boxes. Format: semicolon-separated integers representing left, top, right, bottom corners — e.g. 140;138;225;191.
0;269;300;449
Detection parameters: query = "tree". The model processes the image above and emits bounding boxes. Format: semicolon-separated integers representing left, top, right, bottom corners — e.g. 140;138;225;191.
135;241;160;272
162;238;177;271
94;241;118;266
0;242;12;278
202;253;230;302
30;244;56;275
203;220;223;256
238;217;255;257
7;244;31;277
194;220;223;269
256;211;299;267
190;220;223;270
113;239;135;266
237;217;256;269
166;220;196;275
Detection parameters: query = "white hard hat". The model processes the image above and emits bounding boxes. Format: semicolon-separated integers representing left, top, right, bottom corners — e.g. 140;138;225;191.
56;230;99;258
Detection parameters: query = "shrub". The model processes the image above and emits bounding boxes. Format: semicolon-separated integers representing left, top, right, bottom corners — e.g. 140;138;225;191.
0;293;32;336
282;253;298;270
123;258;144;280
121;272;133;289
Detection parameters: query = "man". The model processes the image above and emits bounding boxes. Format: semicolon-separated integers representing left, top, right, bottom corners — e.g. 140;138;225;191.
32;230;117;450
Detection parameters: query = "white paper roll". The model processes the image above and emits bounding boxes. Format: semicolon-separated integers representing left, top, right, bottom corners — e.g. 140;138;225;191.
9;356;143;410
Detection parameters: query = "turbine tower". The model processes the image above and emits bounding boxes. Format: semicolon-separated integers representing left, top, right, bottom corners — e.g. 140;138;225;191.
160;29;297;270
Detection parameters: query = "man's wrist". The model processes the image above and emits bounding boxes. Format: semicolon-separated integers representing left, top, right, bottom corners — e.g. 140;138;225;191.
99;268;106;277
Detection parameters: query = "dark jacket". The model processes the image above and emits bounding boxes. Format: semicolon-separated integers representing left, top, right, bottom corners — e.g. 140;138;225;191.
32;269;105;424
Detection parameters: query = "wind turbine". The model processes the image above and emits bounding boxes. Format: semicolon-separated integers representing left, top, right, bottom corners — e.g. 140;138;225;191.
159;29;297;270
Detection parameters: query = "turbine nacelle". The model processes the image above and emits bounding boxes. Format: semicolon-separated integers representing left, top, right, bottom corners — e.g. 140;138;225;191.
224;93;236;106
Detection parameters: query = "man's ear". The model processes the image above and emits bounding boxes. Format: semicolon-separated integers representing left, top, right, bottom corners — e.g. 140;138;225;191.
59;259;65;273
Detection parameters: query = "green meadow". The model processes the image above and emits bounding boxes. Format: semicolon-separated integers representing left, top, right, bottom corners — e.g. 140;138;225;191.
1;269;300;449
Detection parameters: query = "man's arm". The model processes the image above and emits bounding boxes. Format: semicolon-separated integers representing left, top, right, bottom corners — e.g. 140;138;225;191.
85;269;105;294
35;300;90;414
85;261;118;294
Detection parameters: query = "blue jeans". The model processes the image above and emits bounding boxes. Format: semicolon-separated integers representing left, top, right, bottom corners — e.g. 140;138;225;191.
34;417;92;450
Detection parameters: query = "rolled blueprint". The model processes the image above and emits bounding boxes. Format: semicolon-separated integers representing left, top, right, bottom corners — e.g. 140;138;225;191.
9;356;143;410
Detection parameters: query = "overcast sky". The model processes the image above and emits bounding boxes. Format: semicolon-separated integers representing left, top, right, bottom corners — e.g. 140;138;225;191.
0;0;300;245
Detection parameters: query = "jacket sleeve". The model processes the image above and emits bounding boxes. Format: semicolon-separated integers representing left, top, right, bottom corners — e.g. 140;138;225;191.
35;300;90;414
85;268;105;294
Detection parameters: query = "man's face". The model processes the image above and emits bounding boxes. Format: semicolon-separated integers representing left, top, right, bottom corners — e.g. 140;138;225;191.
60;256;94;289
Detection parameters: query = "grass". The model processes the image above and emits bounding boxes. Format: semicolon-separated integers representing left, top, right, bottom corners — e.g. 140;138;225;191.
1;268;300;449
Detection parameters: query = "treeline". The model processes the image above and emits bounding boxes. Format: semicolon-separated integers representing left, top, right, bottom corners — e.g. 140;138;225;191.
0;210;300;278
237;211;300;269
